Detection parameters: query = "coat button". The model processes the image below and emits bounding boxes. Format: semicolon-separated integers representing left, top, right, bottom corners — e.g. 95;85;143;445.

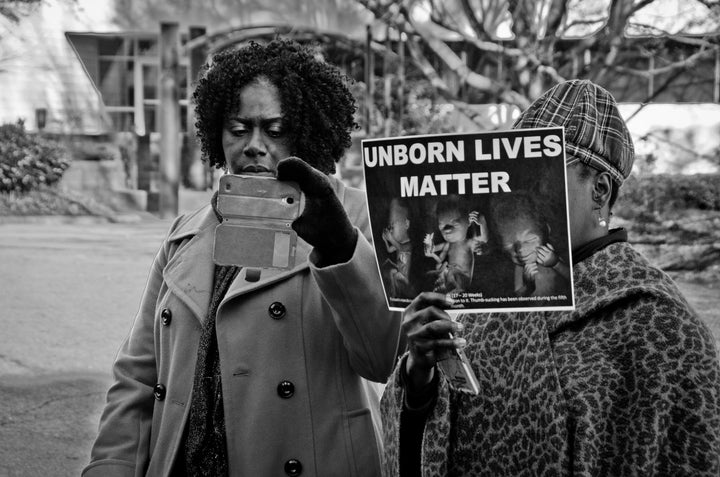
268;302;286;320
277;380;294;399
161;308;172;326
153;383;166;401
284;459;302;476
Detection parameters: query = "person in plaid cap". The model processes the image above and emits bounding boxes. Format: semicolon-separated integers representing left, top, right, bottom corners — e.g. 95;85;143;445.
381;80;720;476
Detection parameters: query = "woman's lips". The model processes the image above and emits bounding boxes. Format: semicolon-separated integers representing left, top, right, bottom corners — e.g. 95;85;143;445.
240;164;275;176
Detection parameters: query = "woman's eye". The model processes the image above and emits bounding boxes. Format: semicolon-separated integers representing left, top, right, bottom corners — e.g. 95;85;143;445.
266;125;284;138
229;126;248;136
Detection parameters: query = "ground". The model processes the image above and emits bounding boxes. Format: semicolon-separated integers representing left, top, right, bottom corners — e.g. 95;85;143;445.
0;211;718;476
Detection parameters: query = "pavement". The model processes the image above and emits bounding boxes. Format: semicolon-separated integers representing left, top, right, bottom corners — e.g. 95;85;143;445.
0;190;213;477
0;218;174;476
0;191;718;476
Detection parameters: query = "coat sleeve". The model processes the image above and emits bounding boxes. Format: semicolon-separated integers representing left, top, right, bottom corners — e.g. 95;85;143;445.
309;185;403;383
380;353;449;477
380;356;407;477
82;226;178;477
310;230;403;382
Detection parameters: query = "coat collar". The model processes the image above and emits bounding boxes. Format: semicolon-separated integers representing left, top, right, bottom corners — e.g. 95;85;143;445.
162;175;347;324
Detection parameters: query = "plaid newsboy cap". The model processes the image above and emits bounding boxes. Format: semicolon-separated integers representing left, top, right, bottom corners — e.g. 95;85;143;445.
513;79;634;184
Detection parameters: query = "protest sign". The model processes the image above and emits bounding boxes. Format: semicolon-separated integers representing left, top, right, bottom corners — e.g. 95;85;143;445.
362;127;575;313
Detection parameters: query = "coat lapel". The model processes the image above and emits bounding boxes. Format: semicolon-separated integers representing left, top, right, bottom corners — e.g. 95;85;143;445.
163;206;217;325
220;238;313;306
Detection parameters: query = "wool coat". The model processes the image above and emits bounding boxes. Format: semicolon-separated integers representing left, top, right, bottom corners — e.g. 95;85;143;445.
84;177;402;477
382;241;720;476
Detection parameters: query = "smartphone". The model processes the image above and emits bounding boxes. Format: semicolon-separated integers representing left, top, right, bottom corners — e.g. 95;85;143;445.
213;174;303;270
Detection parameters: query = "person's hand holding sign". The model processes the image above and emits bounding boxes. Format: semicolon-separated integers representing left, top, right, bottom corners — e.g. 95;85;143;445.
403;292;465;390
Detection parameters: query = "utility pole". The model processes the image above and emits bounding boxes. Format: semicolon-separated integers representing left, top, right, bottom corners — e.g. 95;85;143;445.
397;22;405;132
186;26;208;190
365;24;374;136
158;22;181;218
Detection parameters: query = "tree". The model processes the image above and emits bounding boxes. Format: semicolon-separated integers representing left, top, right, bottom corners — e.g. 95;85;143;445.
354;0;720;110
0;0;42;23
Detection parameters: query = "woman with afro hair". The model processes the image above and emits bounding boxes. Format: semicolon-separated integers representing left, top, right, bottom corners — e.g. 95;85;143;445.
84;39;402;477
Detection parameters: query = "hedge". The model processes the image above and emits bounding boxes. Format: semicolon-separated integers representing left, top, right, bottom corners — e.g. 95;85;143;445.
0;120;70;193
615;173;720;219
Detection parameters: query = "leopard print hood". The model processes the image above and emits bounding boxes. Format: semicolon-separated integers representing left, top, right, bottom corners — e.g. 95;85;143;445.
381;242;720;476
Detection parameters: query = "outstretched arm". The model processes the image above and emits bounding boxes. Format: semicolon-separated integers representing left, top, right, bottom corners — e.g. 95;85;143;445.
280;158;402;381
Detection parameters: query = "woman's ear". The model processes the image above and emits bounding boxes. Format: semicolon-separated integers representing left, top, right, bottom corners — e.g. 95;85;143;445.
592;171;613;208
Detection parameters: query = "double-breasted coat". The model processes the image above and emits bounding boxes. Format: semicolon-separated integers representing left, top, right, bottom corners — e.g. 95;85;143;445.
83;177;402;477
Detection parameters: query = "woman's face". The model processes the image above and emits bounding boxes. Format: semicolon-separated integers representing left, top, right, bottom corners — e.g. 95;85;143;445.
565;163;597;252
222;77;291;176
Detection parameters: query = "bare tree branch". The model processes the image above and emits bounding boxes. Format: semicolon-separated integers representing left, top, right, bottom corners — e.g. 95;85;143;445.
545;0;569;36
354;0;718;128
0;0;42;22
564;18;608;29
459;0;487;37
614;46;715;77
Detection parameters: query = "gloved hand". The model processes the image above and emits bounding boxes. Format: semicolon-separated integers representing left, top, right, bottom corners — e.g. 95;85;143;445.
277;157;358;266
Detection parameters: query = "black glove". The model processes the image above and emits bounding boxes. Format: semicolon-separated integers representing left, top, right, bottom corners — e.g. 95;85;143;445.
277;157;358;266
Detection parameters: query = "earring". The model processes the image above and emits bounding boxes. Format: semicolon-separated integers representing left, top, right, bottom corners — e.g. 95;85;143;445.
594;207;607;228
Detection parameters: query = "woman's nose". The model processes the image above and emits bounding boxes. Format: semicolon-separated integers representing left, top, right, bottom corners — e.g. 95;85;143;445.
243;129;266;157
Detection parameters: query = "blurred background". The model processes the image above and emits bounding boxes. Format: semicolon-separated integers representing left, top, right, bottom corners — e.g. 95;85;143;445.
1;0;719;475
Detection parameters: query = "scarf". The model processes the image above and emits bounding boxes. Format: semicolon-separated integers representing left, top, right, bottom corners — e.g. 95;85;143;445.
183;193;240;476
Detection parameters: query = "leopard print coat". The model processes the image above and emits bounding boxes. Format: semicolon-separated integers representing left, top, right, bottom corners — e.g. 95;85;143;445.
381;242;720;476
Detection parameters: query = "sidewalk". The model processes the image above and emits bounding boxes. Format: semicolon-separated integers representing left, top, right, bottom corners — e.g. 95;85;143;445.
0;189;213;477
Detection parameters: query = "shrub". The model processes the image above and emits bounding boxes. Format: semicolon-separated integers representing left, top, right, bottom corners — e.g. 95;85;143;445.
615;173;720;221
0;120;70;193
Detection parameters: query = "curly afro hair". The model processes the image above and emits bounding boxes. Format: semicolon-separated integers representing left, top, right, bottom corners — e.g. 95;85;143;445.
193;39;357;175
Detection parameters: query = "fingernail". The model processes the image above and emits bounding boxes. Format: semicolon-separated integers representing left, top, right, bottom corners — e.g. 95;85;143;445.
454;322;464;331
455;338;467;348
445;296;455;305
